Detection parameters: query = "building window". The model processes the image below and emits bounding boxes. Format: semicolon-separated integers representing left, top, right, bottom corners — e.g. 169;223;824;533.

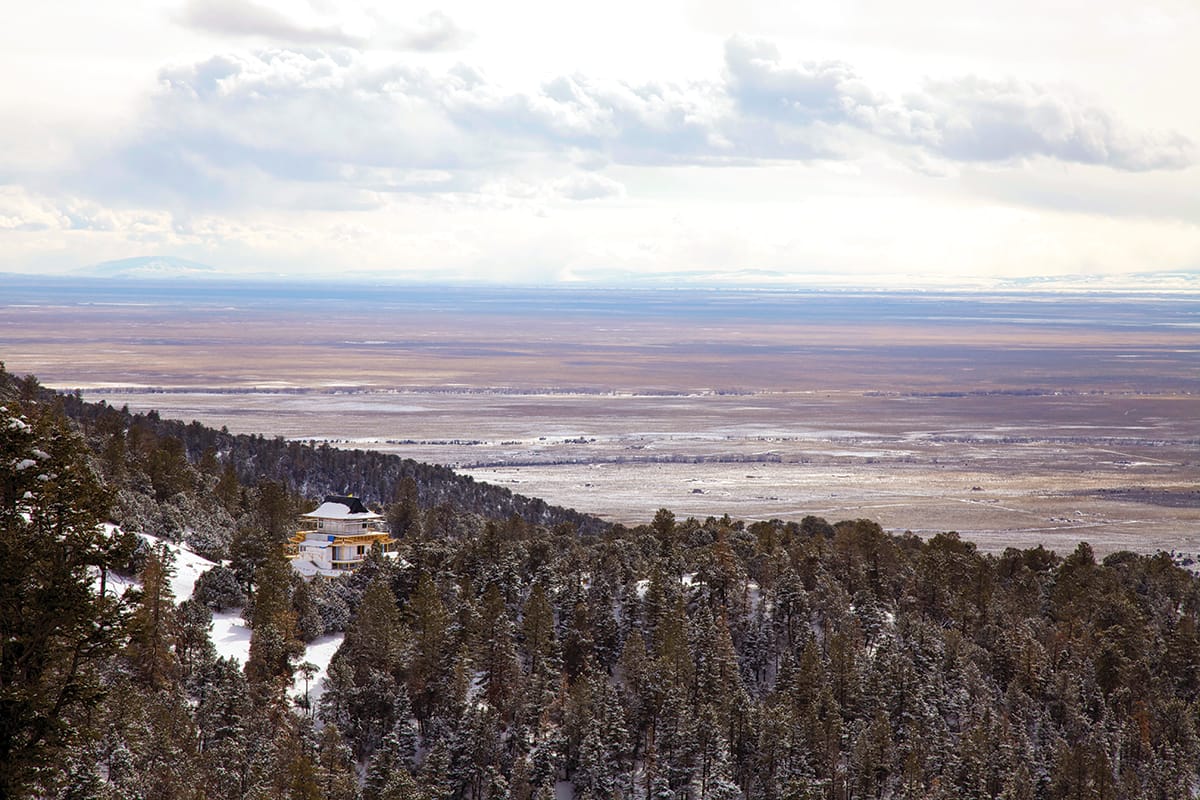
357;545;365;555
318;521;323;529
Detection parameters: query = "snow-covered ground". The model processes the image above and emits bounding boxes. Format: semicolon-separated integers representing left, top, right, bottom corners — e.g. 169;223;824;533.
295;632;344;707
97;526;344;704
139;532;218;603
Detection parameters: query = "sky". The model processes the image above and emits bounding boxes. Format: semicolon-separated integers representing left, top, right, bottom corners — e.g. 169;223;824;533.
1;0;1198;285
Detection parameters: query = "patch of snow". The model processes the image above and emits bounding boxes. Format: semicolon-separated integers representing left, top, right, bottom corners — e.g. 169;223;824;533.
94;568;139;598
91;528;341;701
746;580;762;611
14;459;36;471
138;532;219;602
212;611;253;664
295;632;344;706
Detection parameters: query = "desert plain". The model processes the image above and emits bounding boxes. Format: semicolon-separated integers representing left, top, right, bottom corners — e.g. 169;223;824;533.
2;277;1197;555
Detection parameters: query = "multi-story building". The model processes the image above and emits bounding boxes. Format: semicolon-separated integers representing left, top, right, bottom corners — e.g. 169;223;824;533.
287;495;396;579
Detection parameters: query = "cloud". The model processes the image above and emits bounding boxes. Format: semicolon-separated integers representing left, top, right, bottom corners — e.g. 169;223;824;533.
44;38;1194;217
393;11;469;52
724;36;880;126
448;72;729;165
79;50;477;209
553;172;626;201
905;77;1195;171
720;36;1194;172
178;0;366;46
0;186;173;234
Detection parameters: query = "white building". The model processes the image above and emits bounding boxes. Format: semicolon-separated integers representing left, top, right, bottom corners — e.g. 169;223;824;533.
287;495;396;579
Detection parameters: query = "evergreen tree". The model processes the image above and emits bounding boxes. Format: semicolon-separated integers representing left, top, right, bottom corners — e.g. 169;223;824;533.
245;549;304;697
408;572;450;729
126;542;181;689
322;576;408;759
521;581;558;679
193;564;247;612
388;476;423;538
478;581;522;718
0;402;124;796
316;723;359;800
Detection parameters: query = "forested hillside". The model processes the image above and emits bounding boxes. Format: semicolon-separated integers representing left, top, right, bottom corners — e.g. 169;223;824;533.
53;379;606;540
4;365;1200;799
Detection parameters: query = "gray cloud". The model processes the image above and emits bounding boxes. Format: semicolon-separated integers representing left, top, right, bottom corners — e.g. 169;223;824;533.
445;72;729;165
724;36;880;126
178;0;365;46
61;40;1194;213
906;77;1195;171
554;172;625;201
722;38;1193;171
393;11;469;52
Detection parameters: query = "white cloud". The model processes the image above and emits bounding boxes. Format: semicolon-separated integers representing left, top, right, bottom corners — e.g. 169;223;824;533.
904;77;1195;171
392;11;469;52
177;0;367;46
3;2;1199;283
553;172;626;201
33;38;1184;220
721;36;1195;172
724;36;880;125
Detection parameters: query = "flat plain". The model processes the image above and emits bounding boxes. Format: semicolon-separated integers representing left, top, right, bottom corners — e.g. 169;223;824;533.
2;276;1197;554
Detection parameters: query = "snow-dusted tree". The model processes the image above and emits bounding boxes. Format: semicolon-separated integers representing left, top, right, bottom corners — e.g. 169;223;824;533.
407;572;451;729
477;580;522;719
0;399;124;796
193;564;246;612
126;542;181;688
245;548;304;698
316;723;359;800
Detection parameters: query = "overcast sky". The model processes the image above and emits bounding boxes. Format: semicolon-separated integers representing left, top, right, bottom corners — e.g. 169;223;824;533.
2;0;1198;285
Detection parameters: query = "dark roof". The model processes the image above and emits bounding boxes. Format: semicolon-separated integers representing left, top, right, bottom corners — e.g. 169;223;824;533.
323;495;370;514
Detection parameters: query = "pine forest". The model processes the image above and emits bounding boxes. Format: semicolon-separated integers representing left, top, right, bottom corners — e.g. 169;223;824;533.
5;364;1200;800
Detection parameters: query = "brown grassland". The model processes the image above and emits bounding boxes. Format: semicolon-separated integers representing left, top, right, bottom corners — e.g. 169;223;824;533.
2;285;1197;555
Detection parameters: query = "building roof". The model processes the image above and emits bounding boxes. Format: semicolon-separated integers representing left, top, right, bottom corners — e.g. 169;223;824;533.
298;537;333;549
302;495;382;520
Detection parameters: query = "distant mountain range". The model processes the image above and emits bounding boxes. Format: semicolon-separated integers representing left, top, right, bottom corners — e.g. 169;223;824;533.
66;255;1200;293
81;256;223;279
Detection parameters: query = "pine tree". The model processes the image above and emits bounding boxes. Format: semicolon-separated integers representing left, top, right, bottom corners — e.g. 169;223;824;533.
388;476;422;538
321;576;410;759
478;581;522;719
654;593;694;693
292;573;326;642
127;542;182;689
0;402;124;796
214;462;241;513
196;657;255;797
245;548;303;697
194;564;247;612
408;572;450;729
562;596;595;681
366;728;417;800
316;723;359;800
521;581;558;679
176;597;217;691
345;576;408;678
